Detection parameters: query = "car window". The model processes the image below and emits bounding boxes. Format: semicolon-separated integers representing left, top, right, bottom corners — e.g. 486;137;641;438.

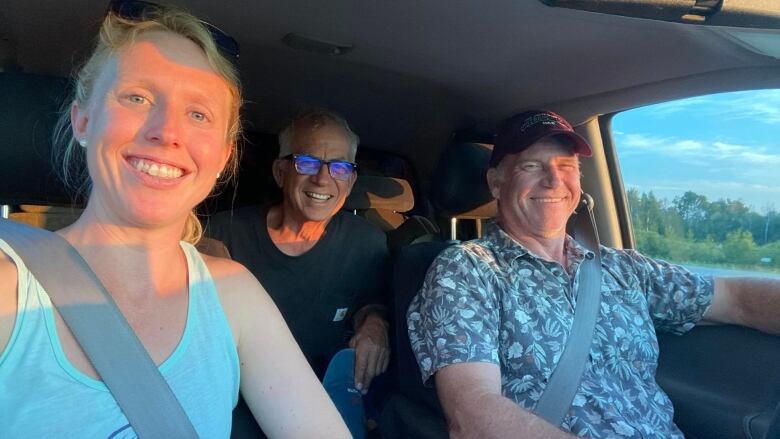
613;89;780;278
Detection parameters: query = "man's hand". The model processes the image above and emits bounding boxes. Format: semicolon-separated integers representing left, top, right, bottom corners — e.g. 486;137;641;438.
349;311;390;394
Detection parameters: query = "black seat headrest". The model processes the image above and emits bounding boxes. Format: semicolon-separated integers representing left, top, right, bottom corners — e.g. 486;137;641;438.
432;142;496;218
0;72;74;206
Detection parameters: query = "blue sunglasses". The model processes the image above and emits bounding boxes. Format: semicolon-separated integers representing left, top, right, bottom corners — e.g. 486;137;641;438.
282;154;357;181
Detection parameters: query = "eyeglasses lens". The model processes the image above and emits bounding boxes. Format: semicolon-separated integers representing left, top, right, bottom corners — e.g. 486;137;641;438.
293;156;354;181
294;157;322;175
328;162;354;180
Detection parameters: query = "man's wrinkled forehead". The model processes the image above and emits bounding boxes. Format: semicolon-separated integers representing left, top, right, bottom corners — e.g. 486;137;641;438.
508;135;579;163
290;121;351;156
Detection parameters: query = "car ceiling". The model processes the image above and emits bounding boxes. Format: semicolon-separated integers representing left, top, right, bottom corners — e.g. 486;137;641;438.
3;0;780;177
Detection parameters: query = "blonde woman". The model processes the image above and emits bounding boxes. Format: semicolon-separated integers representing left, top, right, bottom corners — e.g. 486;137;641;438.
0;2;350;437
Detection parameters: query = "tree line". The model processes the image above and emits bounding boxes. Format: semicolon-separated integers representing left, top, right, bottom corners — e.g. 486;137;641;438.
627;189;780;270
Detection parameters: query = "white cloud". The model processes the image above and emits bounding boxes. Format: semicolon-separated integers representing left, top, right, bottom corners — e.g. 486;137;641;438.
673;140;705;151
712;142;747;153
615;132;780;164
618;133;673;151
644;89;780;125
646;96;713;116
616;89;780;209
739;151;780;166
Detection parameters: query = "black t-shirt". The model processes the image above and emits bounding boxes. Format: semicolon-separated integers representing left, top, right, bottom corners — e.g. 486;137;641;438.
206;205;389;376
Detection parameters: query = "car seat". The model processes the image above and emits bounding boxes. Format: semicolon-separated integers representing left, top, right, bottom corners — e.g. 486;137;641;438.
0;72;76;213
379;142;497;439
344;175;439;256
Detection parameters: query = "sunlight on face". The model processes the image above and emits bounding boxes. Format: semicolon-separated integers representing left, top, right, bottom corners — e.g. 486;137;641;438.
490;137;581;241
277;122;356;224
73;31;233;230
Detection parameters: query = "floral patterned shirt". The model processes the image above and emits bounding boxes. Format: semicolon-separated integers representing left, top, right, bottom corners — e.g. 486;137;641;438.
407;221;714;438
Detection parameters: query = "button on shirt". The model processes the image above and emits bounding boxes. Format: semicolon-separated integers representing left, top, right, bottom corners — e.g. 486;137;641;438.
407;221;714;438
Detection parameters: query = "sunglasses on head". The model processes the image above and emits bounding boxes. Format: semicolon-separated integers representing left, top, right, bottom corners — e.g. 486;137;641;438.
107;0;240;59
282;154;357;181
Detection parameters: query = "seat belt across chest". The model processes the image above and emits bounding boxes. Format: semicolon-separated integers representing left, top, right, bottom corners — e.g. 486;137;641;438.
0;218;199;439
533;194;603;427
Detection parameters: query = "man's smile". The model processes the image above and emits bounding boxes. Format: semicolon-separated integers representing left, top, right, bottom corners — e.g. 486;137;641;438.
304;191;333;201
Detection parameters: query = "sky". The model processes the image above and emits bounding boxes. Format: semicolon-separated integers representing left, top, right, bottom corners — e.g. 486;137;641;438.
612;89;780;213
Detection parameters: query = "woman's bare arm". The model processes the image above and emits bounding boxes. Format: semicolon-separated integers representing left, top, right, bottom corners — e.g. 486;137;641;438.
0;251;18;357
207;256;351;439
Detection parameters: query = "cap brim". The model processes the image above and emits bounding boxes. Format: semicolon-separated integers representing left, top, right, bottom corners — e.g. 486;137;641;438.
547;131;593;157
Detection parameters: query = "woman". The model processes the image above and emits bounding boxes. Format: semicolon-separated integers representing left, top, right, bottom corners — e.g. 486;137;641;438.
0;2;350;438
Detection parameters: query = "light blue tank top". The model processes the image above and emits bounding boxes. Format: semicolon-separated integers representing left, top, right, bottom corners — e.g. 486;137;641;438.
0;239;240;438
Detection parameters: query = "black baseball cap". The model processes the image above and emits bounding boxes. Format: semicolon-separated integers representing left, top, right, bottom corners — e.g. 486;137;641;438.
490;110;592;167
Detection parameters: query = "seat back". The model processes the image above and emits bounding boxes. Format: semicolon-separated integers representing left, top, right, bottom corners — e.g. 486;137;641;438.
380;240;453;439
8;204;82;231
431;142;496;241
380;141;498;437
345;175;440;254
393;241;454;399
0;72;89;230
345;175;414;230
0;72;74;208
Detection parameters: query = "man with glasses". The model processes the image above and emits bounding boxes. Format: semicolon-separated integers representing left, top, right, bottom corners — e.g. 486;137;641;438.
207;111;390;435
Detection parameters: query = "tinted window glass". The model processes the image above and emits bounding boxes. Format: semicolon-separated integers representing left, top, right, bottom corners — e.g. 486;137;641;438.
613;90;780;277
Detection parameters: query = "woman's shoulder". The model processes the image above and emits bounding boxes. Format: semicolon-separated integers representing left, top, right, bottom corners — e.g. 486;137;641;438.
199;252;291;351
0;246;20;356
199;253;273;316
0;247;18;305
201;253;262;297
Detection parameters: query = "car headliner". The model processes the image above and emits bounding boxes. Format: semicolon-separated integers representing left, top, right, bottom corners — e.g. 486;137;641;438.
3;0;780;176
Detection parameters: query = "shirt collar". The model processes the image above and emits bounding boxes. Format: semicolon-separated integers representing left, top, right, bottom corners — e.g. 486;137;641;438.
483;220;594;266
482;220;529;265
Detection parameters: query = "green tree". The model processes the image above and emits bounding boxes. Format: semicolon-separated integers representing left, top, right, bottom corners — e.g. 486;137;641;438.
673;191;708;239
722;229;758;265
705;199;752;242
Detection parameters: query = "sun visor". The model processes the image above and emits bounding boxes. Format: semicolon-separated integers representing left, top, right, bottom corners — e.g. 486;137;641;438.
540;0;780;29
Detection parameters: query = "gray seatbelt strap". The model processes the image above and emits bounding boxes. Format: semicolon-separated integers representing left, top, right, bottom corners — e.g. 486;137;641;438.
0;219;199;439
533;194;602;426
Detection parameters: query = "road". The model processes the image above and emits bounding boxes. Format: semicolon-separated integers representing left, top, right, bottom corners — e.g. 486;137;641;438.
684;264;780;279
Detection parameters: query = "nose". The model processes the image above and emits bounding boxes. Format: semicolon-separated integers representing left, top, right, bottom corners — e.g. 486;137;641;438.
309;160;331;185
542;166;563;187
143;102;181;147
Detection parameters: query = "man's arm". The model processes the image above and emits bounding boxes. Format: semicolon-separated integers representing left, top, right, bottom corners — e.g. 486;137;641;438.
436;362;575;439
349;304;390;393
348;222;392;393
703;277;780;335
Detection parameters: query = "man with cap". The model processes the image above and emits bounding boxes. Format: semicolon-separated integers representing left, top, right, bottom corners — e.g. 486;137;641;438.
406;110;780;438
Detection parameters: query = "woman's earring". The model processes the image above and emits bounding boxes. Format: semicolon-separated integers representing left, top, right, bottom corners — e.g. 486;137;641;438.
79;139;87;148
216;172;221;179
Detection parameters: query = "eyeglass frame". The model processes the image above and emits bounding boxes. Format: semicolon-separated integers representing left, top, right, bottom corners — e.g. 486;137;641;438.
107;0;240;59
281;154;358;181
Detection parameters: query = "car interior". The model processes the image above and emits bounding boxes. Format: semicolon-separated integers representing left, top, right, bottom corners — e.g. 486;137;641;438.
2;1;780;438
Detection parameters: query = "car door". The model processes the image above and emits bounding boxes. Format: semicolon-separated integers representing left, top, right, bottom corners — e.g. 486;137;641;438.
601;92;780;439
